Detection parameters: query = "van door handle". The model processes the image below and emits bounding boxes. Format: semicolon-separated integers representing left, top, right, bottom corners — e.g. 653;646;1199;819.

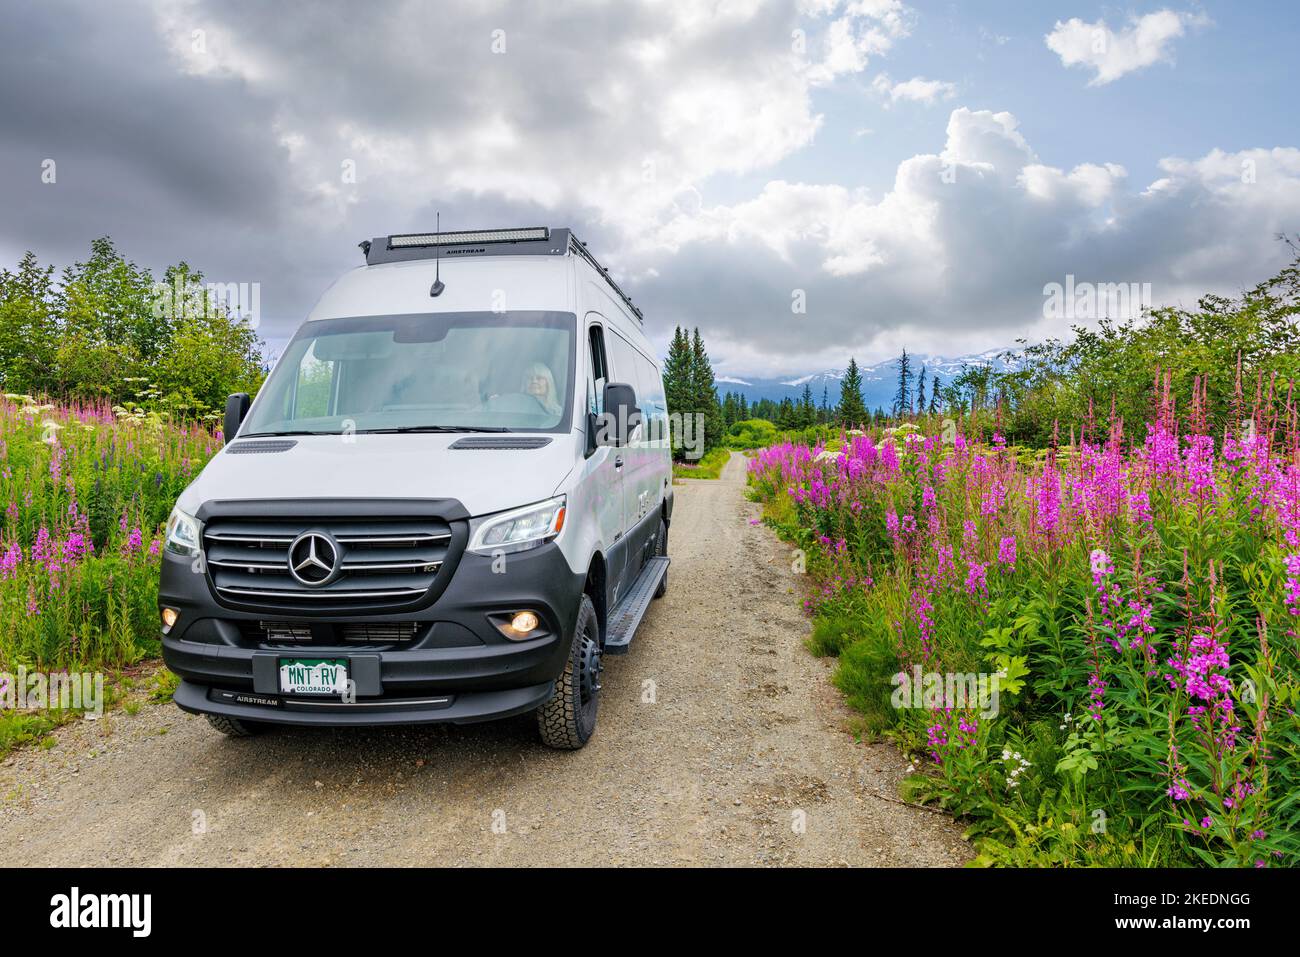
614;456;624;469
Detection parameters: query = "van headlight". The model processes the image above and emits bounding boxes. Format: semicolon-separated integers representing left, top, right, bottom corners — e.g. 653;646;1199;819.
468;496;566;555
164;506;203;558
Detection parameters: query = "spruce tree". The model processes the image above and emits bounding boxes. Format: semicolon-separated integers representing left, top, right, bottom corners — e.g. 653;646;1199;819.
893;348;913;417
799;383;816;428
836;358;867;426
690;327;724;452
662;326;694;459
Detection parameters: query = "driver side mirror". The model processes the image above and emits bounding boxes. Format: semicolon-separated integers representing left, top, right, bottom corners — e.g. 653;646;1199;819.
596;382;640;448
224;393;250;444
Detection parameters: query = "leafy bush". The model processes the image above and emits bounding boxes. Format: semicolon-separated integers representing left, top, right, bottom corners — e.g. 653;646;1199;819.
0;240;264;417
727;418;778;449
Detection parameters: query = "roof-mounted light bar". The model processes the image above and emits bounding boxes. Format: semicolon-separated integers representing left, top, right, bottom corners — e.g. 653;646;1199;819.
388;227;550;249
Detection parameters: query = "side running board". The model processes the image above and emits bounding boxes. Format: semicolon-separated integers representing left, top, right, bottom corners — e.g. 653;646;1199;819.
603;557;669;655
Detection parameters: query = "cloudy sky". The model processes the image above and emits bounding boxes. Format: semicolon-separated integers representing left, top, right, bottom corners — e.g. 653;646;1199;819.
2;0;1297;378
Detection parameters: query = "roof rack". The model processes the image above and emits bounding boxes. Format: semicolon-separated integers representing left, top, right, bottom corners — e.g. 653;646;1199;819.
359;226;643;324
566;234;644;325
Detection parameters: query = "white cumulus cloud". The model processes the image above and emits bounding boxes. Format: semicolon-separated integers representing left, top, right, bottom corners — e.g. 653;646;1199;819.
1045;9;1210;85
872;73;958;105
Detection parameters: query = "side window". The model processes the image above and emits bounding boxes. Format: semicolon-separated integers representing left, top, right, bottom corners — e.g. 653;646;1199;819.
606;330;638;388
638;357;666;443
587;323;609;415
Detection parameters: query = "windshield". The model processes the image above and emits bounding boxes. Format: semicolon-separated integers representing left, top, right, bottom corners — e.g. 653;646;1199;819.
243;311;576;435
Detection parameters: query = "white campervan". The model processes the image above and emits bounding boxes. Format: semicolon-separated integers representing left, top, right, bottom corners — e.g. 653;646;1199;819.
159;227;672;749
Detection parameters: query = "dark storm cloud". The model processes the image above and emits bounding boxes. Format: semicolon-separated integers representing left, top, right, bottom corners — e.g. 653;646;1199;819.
0;2;295;245
1;1;1295;373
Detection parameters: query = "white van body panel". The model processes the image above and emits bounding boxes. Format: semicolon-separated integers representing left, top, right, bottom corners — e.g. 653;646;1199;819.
307;257;574;323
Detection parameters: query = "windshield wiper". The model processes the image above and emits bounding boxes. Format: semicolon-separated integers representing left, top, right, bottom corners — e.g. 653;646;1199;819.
240;430;340;437
355;425;512;434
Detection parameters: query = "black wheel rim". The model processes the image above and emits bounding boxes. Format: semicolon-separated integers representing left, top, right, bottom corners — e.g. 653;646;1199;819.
577;628;601;707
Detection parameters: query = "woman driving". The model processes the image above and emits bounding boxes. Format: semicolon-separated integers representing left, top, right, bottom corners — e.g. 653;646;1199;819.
523;361;562;417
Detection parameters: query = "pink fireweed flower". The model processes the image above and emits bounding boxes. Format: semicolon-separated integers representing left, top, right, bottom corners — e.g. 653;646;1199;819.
1128;490;1153;528
0;541;20;579
1285;553;1300;616
1086;672;1106;722
965;561;988;597
1166;634;1240;751
122;527;144;556
31;527;54;566
1034;465;1062;537
934;544;955;583
997;536;1017;571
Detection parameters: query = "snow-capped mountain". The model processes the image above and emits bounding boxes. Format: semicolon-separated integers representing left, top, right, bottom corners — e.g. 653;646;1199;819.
716;350;1016;410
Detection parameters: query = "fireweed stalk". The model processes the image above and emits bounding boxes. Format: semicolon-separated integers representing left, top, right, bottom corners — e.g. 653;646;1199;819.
749;394;1300;866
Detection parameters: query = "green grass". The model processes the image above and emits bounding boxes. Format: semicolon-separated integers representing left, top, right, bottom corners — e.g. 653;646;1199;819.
672;446;730;480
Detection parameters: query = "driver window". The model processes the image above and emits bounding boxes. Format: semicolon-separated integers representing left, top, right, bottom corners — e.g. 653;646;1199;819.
588;323;608;415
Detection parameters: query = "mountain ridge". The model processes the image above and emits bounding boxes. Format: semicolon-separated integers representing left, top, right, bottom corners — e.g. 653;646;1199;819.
715;350;1016;409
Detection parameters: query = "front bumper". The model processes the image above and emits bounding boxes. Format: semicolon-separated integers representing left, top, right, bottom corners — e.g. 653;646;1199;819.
160;537;585;726
173;678;555;726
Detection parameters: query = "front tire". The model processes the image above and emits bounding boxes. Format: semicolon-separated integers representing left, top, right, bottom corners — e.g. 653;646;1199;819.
205;714;269;738
537;594;601;750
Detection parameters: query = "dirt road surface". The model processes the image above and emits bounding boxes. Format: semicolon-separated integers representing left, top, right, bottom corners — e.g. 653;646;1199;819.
0;453;970;866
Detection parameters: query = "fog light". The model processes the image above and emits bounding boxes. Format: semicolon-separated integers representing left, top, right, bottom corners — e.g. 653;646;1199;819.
161;607;179;634
510;611;539;634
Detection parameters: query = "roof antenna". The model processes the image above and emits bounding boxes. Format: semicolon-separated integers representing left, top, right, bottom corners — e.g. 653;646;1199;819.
429;211;445;297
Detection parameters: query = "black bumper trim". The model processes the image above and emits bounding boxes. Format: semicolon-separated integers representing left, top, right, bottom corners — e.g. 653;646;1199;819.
176;679;554;727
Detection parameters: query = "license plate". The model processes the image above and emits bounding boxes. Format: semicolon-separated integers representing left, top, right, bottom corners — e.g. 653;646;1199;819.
278;658;349;696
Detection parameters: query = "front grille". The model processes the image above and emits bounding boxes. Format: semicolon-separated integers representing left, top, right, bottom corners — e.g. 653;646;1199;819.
256;621;313;642
203;517;454;609
238;620;421;646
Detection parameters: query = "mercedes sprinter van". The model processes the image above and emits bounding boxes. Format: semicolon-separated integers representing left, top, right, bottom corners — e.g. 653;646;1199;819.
159;227;672;749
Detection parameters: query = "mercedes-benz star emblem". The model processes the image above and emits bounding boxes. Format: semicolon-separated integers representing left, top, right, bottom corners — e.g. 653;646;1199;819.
287;531;341;587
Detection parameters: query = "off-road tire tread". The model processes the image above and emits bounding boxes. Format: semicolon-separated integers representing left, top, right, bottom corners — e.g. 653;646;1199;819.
205;714;263;737
537;595;598;750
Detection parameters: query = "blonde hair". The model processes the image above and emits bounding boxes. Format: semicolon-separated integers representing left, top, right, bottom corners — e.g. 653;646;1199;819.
523;362;561;416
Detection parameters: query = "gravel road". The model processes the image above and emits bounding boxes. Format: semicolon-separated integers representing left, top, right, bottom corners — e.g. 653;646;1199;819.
0;453;970;866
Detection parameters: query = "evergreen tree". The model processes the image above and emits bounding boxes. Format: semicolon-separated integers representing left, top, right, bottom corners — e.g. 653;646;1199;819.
721;390;740;430
836;358;868;426
689;327;724;452
661;326;695;459
798;383;816;428
916;364;927;415
893;348;913;417
929;374;942;415
776;396;795;430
